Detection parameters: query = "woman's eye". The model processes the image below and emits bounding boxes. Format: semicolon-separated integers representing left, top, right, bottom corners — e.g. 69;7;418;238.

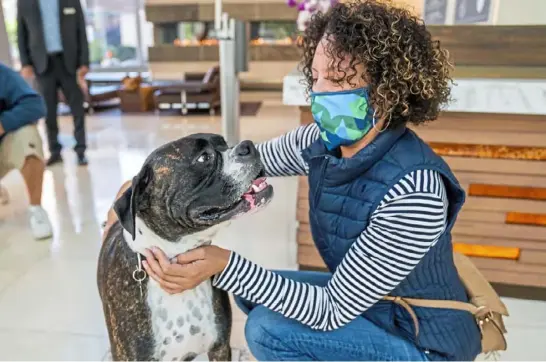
197;154;210;163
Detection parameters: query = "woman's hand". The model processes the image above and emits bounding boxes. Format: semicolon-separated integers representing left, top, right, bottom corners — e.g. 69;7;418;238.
142;246;231;294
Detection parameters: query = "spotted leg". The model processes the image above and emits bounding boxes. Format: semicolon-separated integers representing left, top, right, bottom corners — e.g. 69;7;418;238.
207;285;232;361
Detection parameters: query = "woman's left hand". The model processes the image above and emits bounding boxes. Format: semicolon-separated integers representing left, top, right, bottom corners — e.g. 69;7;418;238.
142;246;231;294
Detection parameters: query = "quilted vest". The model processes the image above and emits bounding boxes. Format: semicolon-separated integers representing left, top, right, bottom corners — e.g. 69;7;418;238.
301;126;481;361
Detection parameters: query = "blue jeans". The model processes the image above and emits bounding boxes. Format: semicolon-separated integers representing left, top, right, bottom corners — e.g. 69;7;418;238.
235;270;429;361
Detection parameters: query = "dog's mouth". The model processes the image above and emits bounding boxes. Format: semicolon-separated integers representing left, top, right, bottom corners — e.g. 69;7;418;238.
199;170;273;222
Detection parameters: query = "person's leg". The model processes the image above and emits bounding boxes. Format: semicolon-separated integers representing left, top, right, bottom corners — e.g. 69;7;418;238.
245;306;428;361
234;270;331;315
21;155;44;205
0;125;52;239
57;63;87;164
36;65;62;164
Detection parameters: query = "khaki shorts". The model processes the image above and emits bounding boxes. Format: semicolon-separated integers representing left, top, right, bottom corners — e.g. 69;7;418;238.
0;124;44;178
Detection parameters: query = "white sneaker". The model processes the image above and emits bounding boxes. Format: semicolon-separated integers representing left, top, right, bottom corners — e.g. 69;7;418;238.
28;205;53;240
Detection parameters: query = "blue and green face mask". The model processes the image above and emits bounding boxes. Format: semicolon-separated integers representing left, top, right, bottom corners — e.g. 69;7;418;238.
310;87;375;150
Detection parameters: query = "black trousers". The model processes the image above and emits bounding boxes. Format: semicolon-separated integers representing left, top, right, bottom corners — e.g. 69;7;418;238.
36;53;86;155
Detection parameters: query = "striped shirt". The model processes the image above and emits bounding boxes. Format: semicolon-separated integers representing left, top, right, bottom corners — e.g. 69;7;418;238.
214;123;449;331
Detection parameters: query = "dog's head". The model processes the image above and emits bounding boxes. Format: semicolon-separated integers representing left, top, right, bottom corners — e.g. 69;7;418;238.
113;134;273;242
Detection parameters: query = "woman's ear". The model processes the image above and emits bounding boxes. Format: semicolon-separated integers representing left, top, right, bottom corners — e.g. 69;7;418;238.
113;166;152;240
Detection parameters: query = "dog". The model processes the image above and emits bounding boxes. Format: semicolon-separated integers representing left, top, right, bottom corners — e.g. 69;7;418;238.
97;134;273;361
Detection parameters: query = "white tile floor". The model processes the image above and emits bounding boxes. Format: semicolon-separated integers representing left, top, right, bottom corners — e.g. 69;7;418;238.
1;93;545;360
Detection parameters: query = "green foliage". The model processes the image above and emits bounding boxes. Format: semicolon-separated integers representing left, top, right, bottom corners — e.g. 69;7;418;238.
5;18;17;50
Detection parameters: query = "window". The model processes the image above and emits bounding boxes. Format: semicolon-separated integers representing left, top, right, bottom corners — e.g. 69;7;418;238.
1;0;152;71
2;0;19;68
155;21;217;46
84;0;150;70
250;21;298;45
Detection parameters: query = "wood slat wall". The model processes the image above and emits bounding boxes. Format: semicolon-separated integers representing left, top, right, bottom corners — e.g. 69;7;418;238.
296;109;546;288
146;2;298;23
427;26;546;67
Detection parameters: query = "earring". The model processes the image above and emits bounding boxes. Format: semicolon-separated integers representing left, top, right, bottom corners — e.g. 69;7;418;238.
372;110;391;133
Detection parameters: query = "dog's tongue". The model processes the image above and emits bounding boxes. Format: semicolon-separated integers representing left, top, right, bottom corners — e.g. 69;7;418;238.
243;178;268;209
252;177;266;186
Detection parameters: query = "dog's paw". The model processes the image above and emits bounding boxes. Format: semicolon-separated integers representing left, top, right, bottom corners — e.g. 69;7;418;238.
231;347;252;361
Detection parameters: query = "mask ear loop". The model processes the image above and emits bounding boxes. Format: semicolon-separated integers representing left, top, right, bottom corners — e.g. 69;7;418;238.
372;110;392;133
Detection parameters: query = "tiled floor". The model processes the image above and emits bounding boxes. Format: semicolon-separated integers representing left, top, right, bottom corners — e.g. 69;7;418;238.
0;92;545;360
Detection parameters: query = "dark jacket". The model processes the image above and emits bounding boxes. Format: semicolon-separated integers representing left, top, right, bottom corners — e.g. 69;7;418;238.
301;126;482;361
0;63;46;143
17;0;89;75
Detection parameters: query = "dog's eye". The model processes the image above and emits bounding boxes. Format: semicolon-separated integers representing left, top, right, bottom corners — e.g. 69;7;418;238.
197;153;210;163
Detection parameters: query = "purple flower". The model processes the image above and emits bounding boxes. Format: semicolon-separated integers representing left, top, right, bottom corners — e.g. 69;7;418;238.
287;0;298;7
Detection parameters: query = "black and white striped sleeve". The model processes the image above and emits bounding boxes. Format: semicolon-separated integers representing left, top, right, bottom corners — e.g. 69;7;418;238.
256;123;320;177
214;170;449;331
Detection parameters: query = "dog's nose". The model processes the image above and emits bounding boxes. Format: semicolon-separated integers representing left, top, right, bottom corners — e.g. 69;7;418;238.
235;140;257;159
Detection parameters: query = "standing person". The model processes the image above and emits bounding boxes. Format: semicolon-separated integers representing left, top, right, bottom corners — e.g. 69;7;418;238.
0;62;53;240
17;0;90;166
137;1;482;361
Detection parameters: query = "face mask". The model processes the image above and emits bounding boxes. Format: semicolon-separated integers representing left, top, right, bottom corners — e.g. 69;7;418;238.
310;87;375;150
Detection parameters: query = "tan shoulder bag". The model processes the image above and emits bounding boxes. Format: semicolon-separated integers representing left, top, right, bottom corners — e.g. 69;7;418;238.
384;252;509;354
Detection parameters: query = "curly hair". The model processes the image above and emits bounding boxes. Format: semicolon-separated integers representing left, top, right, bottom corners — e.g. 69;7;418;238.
300;0;453;128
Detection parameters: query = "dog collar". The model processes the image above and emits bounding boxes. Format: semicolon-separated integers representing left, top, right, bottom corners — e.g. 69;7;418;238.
132;253;147;299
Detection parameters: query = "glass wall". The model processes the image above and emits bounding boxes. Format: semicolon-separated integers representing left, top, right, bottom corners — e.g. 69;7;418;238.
1;0;152;71
154;20;298;47
249;21;298;44
155;21;217;46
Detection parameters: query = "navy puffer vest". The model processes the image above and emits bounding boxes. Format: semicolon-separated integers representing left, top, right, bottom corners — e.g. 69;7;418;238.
301;126;481;361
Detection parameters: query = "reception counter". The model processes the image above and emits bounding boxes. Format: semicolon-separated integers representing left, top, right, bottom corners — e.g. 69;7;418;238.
284;69;546;289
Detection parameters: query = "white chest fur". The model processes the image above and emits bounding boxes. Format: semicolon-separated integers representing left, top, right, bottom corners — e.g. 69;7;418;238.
147;279;218;361
124;217;229;259
122;217;230;361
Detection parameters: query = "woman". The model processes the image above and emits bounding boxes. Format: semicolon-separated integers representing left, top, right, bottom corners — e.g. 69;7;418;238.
138;1;482;360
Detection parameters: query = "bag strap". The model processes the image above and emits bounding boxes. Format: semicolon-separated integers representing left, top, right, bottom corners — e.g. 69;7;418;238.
383;296;481;337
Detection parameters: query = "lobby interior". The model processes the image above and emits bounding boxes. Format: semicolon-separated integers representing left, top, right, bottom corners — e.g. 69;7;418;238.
1;0;546;360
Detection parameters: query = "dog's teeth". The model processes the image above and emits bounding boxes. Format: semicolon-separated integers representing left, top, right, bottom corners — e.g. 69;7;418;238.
251;184;260;193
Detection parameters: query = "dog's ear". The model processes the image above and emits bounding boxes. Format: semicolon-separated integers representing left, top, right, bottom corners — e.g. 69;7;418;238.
113;166;152;240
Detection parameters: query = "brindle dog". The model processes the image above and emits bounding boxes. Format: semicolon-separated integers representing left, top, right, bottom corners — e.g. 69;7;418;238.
98;134;273;361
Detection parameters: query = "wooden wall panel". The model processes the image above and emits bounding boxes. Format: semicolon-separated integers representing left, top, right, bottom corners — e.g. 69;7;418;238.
146;2;297;22
430;143;546;161
452;235;546;252
295;108;546;289
468;184;546;201
428;26;546;67
519;250;546;266
480;270;546;288
452;244;520;260
149;45;301;62
506;212;546;227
